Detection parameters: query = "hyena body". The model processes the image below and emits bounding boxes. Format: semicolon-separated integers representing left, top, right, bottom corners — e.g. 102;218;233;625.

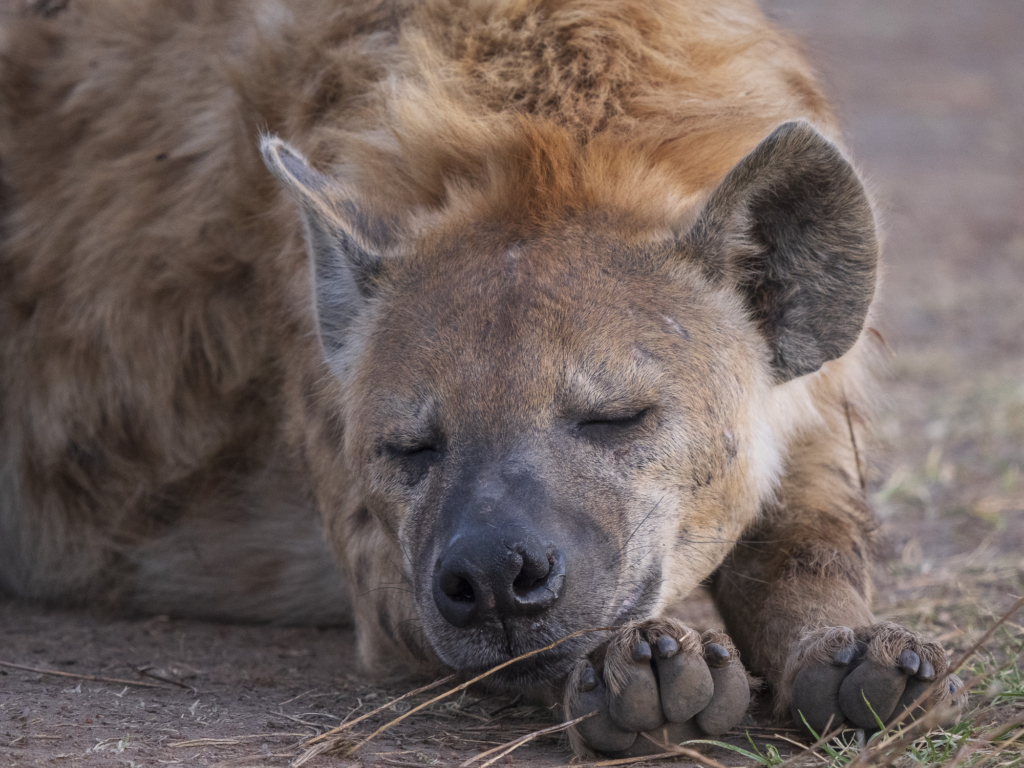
0;0;962;753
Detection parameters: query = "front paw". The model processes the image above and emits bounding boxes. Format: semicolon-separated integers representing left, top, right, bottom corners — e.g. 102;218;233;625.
564;619;751;757
788;623;967;736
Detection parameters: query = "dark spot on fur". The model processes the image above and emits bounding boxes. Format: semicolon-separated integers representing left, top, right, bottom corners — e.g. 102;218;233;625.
66;439;107;477
155;153;168;161
376;604;392;634
352;505;372;529
13;297;37;321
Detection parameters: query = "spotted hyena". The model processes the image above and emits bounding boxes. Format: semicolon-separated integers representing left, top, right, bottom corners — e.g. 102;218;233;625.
0;0;964;756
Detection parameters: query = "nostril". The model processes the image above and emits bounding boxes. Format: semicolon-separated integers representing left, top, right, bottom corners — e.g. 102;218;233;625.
512;550;554;595
511;547;565;610
443;574;475;603
433;561;481;629
433;535;565;626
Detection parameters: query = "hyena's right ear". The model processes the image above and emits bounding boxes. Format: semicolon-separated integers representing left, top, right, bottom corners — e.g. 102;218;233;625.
261;136;389;363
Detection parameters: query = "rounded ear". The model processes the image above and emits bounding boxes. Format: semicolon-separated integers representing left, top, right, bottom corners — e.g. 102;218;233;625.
261;135;391;363
684;121;879;382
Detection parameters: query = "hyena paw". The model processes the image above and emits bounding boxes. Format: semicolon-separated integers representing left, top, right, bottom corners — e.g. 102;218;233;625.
565;620;751;757
788;623;967;736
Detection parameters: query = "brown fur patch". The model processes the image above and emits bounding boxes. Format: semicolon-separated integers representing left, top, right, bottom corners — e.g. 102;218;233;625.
0;0;897;727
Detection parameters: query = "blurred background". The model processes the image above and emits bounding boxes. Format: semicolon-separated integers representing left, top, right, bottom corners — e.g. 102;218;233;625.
766;0;1024;640
1;1;1022;765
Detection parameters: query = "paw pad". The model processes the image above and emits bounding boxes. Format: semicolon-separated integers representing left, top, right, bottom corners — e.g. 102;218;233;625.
566;620;751;757
789;623;966;736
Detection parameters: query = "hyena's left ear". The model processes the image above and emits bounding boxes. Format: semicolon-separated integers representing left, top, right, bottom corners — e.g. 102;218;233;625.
261;136;390;362
684;121;878;382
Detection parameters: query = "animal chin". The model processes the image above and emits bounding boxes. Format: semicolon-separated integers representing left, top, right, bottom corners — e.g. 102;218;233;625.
457;643;582;688
425;613;593;685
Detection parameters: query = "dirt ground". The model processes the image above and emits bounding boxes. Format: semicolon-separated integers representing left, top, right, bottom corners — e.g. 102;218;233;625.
2;1;1023;766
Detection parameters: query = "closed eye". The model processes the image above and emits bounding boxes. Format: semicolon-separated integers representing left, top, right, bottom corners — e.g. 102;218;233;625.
384;442;441;460
380;439;444;485
576;408;652;440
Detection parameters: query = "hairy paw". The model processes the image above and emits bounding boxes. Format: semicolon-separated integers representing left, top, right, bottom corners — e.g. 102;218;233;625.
788;623;967;736
565;620;751;757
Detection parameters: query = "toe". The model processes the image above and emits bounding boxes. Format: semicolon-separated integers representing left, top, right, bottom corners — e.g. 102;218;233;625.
605;628;665;733
695;635;750;736
568;662;637;754
887;676;932;724
649;624;712;724
889;671;967;728
790;628;859;736
917;659;936;682
838;624;935;729
838;660;908;727
897;649;921;676
947;674;969;713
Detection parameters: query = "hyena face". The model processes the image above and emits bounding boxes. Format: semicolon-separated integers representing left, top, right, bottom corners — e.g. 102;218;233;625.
262;121;878;685
347;224;772;683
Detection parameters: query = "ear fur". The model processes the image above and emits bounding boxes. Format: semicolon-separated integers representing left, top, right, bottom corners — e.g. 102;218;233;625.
260;135;385;359
685;121;879;382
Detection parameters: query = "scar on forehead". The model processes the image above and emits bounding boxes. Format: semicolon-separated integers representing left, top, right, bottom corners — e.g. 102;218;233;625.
663;315;690;340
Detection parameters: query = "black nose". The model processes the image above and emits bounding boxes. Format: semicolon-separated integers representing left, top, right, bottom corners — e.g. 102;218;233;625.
432;525;566;628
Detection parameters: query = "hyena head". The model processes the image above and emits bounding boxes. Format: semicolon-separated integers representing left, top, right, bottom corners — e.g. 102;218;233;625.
262;121;878;686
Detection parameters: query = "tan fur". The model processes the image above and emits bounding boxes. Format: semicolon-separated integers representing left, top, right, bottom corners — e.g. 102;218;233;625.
1;0;903;726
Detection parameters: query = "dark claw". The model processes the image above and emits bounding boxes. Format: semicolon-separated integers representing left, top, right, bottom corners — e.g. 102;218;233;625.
656;635;679;659
834;645;856;666
897;650;920;676
632;640;653;663
580;666;598;693
704;642;730;666
917;660;935;682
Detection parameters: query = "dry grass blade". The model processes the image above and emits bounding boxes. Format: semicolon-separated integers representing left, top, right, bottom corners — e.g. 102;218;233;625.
324;625;617;761
303;673;457;746
947;592;1024;676
854;591;1024;762
460;711;596;768
771;733;830;764
639;732;732;768
136;664;196;691
586;754;682;767
849;705;950;768
170;734;305;748
982;715;1024;763
0;659;179;690
776;716;849;768
944;711;1024;768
